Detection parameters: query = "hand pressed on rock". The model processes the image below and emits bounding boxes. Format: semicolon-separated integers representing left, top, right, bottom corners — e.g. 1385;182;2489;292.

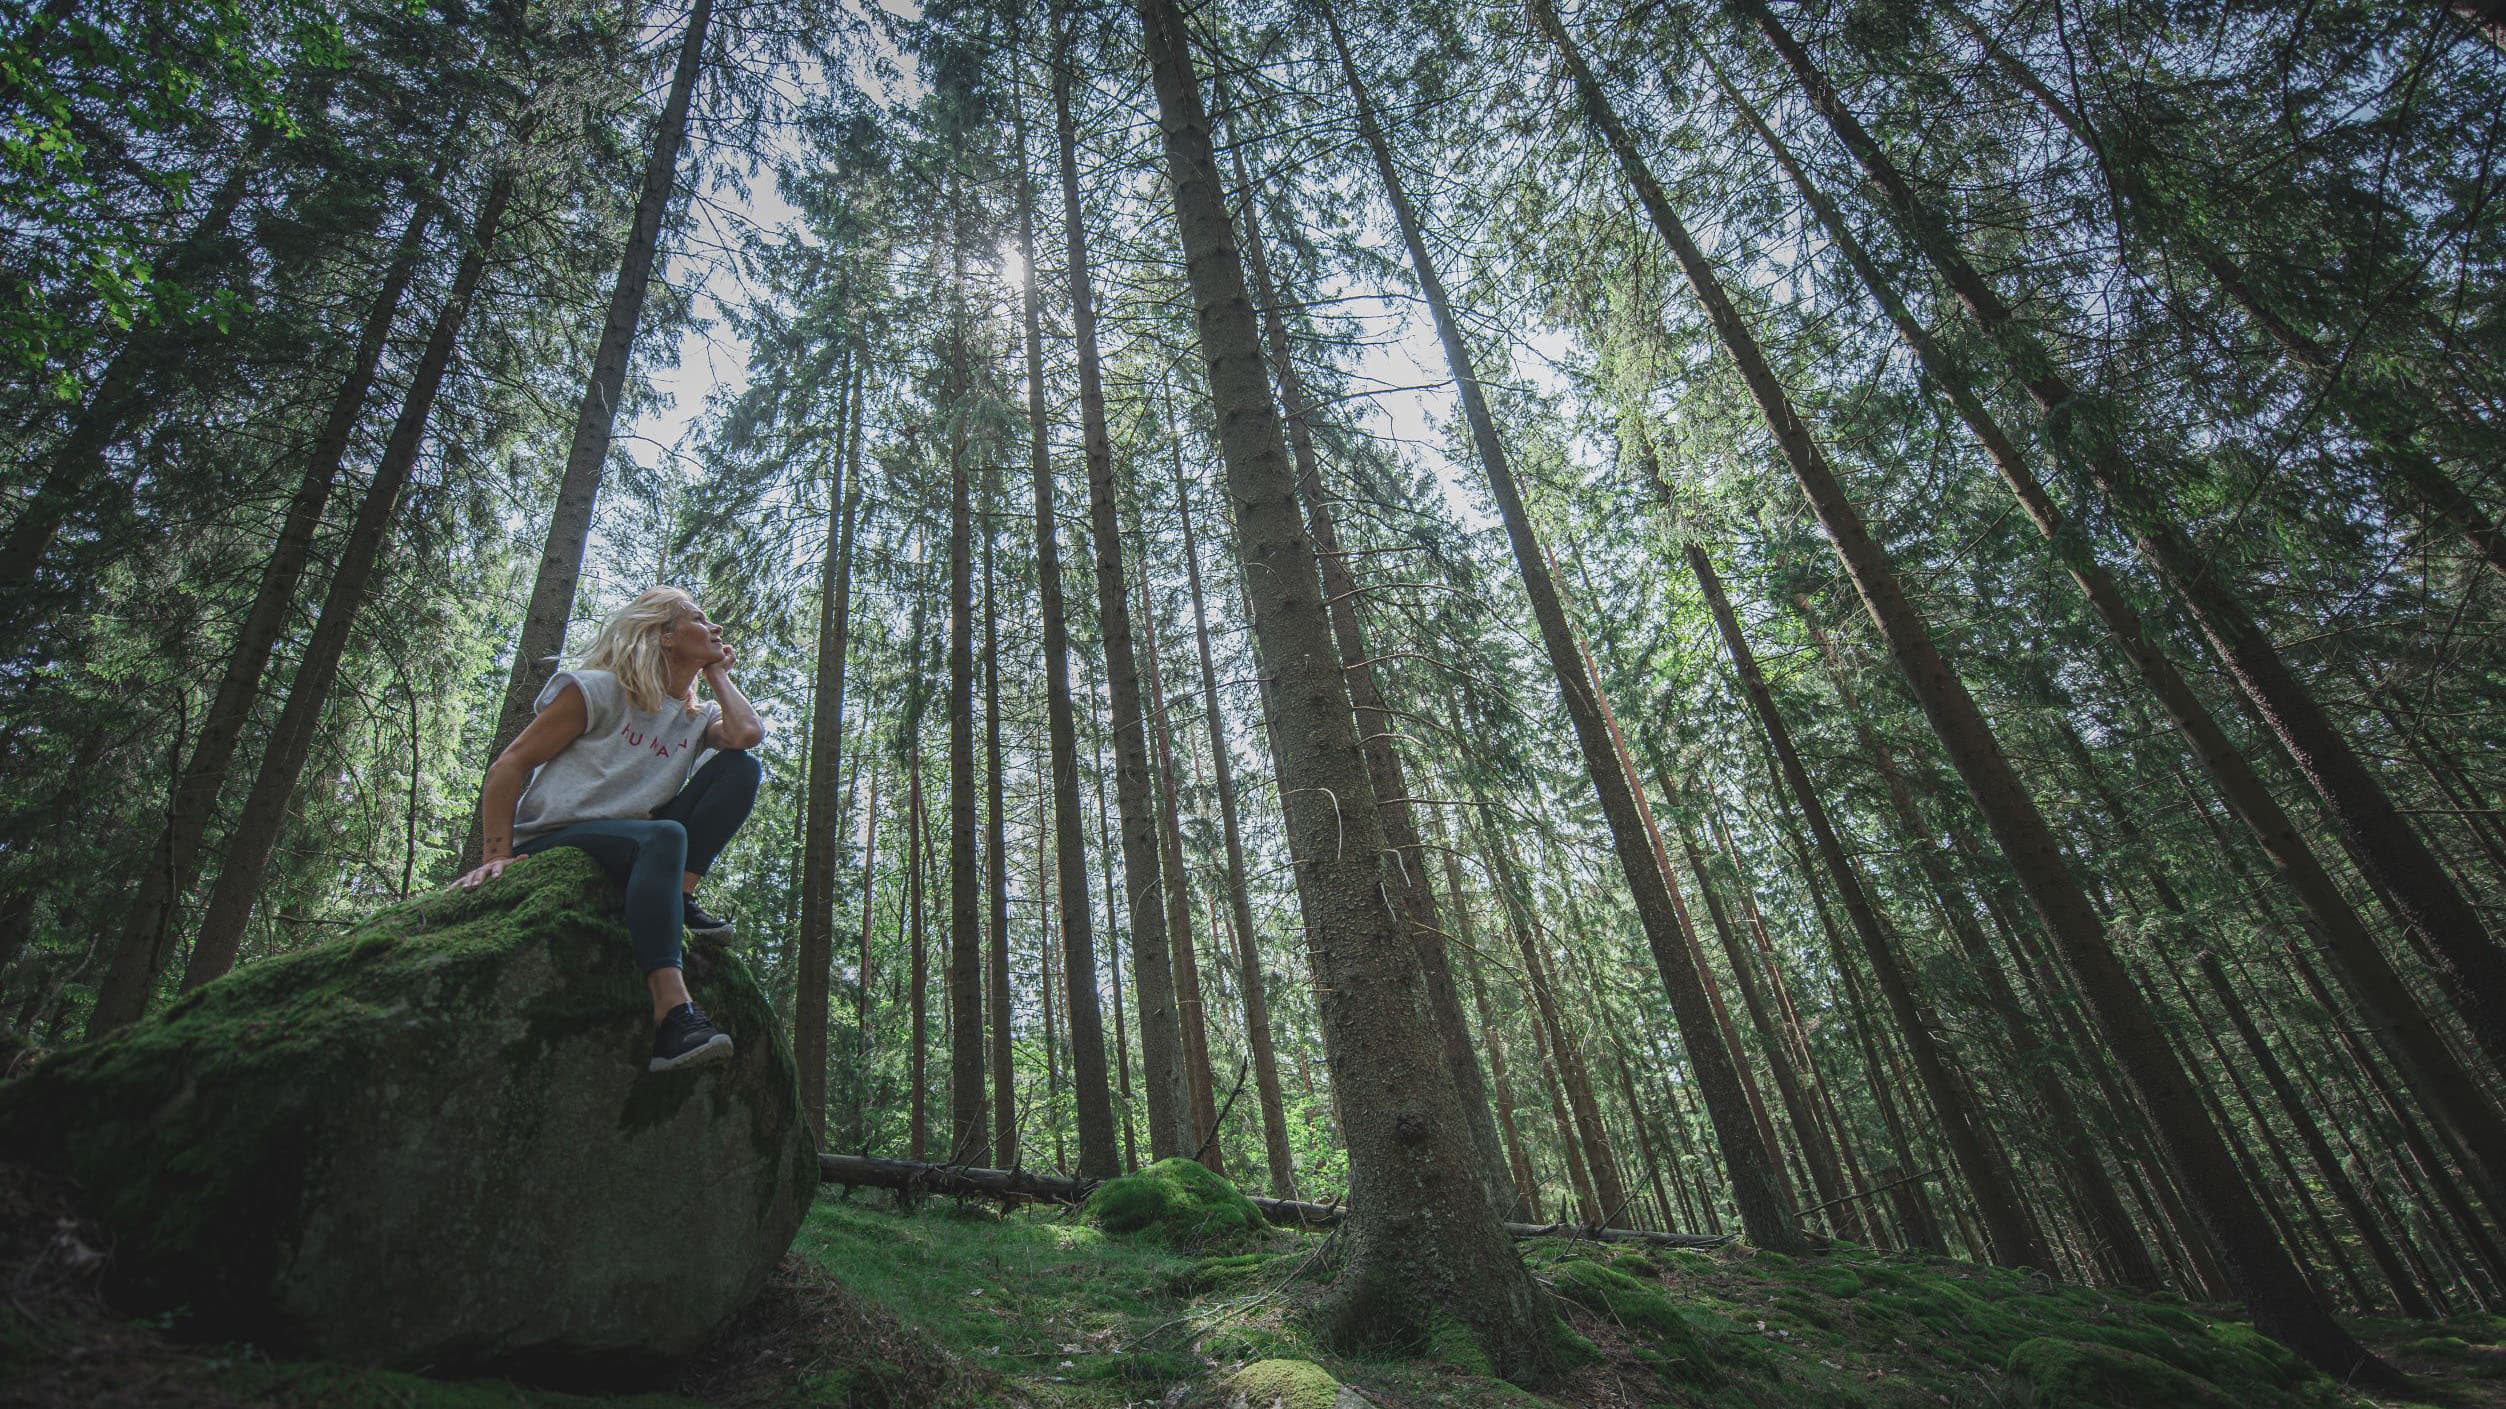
453;854;523;891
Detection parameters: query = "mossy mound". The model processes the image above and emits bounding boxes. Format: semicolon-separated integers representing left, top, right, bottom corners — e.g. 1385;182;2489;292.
0;849;816;1372
1549;1258;1720;1388
2007;1336;2241;1407
1084;1156;1266;1251
1217;1357;1365;1408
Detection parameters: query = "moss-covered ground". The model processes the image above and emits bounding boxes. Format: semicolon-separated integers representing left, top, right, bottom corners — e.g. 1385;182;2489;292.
7;1170;2505;1408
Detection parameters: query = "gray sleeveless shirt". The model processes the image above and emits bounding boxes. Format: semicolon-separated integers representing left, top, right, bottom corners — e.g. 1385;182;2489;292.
511;669;722;842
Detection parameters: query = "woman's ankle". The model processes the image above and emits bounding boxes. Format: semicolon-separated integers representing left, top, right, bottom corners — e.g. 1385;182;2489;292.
646;965;692;1023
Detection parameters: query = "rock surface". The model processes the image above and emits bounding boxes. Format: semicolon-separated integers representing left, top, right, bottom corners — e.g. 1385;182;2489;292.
0;849;815;1372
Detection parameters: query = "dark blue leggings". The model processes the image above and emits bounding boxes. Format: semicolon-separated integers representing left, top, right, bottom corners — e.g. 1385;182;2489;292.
514;750;760;973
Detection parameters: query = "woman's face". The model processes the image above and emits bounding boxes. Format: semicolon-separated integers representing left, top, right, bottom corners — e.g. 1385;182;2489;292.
662;604;727;669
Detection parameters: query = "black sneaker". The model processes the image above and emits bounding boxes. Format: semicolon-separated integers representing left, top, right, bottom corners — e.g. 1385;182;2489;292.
649;1002;733;1073
682;896;734;939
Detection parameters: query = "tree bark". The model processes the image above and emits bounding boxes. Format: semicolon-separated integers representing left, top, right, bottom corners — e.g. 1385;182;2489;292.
1088;654;1141;1172
1052;7;1191;1160
1226;110;1514;1216
909;739;931;1157
478;0;713;840
1450;857;1540;1222
1669;806;1857;1239
175;167;516;997
2056;721;2435;1315
1696;791;1882;1242
1135;0;1563;1369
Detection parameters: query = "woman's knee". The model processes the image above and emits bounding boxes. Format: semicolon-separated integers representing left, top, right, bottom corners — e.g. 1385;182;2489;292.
640;818;689;868
711;749;762;788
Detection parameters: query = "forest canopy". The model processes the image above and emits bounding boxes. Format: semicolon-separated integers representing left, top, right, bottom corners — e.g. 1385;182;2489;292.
4;0;2504;1390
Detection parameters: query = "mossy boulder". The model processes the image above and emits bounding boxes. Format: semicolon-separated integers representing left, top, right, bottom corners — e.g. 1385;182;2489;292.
1215;1358;1368;1408
1083;1157;1265;1251
0;850;816;1372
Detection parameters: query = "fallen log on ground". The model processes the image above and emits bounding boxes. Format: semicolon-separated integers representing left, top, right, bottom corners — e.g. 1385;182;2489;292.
817;1152;1736;1249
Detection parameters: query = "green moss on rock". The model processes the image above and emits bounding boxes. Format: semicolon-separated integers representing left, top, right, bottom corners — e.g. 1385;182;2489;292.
1552;1259;1720;1387
1084;1157;1265;1251
0;850;815;1370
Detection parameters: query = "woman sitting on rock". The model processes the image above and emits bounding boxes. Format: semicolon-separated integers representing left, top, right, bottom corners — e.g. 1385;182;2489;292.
452;586;766;1074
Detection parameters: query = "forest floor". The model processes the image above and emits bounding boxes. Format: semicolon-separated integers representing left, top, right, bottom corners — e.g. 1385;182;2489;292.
5;1165;2504;1409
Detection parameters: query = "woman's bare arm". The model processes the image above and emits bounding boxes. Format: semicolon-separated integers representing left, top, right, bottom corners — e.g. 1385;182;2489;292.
454;684;589;889
702;650;765;751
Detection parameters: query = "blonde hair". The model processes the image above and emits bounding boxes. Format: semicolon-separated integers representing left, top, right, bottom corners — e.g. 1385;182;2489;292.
578;586;704;714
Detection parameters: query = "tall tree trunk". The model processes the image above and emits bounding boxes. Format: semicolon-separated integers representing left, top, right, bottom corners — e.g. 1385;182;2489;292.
1090;656;1141;1172
1952;822;2237;1297
1138;549;1222;1174
1225;112;1513;1215
946;191;987;1168
1014;84;1116;1179
1716;58;2506;1211
1686;544;2041;1267
1697;791;1882;1240
2175;761;2506;1285
798;361;864;1144
1529;897;1634;1227
853;737;883;1152
87;189;437;1032
1170;435;1297;1195
1792;604;2158;1286
1736;0;2506;1080
909;731;931;1163
174;168;517;1000
1539;1;2384;1376
984;450;1016;1170
1041;767;1064;1171
2055;721;2437;1314
1449;846;1539;1222
1052;7;1189;1160
1135;0;1562;1369
905;547;937;1163
1325;3;1801;1254
1669;806;1857;1239
1756;768;1949;1255
477;0;713;846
